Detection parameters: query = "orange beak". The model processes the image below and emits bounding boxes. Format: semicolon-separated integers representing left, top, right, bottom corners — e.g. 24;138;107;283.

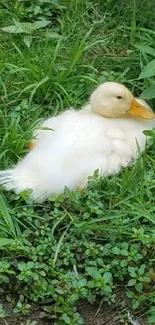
128;99;155;119
28;142;35;150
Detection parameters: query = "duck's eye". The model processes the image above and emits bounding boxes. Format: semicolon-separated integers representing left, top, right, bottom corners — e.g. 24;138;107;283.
117;96;122;99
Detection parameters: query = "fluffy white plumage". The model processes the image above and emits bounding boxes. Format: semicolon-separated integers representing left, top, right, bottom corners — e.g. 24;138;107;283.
0;82;155;202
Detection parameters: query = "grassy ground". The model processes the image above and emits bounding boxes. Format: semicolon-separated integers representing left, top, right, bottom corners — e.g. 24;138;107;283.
0;0;155;324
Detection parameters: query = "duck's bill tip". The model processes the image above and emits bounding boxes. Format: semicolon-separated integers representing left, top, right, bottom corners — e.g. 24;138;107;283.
128;99;155;119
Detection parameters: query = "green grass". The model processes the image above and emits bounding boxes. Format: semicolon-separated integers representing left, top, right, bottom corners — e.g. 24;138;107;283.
0;0;155;324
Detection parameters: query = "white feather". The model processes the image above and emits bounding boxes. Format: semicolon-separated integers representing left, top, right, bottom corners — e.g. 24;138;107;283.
0;83;154;202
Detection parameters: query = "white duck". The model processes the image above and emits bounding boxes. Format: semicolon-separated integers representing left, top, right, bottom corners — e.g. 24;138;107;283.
0;82;154;202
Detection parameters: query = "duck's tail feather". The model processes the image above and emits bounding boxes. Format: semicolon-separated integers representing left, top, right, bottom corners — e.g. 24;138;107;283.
0;168;48;202
0;169;18;191
0;167;33;194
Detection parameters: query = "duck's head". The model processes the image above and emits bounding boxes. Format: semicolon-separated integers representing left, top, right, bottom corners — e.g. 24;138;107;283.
90;82;155;119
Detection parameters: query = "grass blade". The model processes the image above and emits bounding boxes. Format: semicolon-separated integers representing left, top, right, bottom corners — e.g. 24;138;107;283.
0;195;16;237
29;76;50;106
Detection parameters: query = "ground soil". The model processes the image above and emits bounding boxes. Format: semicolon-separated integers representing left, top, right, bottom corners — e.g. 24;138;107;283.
0;293;147;325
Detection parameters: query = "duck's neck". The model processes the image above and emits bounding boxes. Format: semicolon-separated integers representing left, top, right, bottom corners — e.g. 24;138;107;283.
82;103;111;118
81;104;92;112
